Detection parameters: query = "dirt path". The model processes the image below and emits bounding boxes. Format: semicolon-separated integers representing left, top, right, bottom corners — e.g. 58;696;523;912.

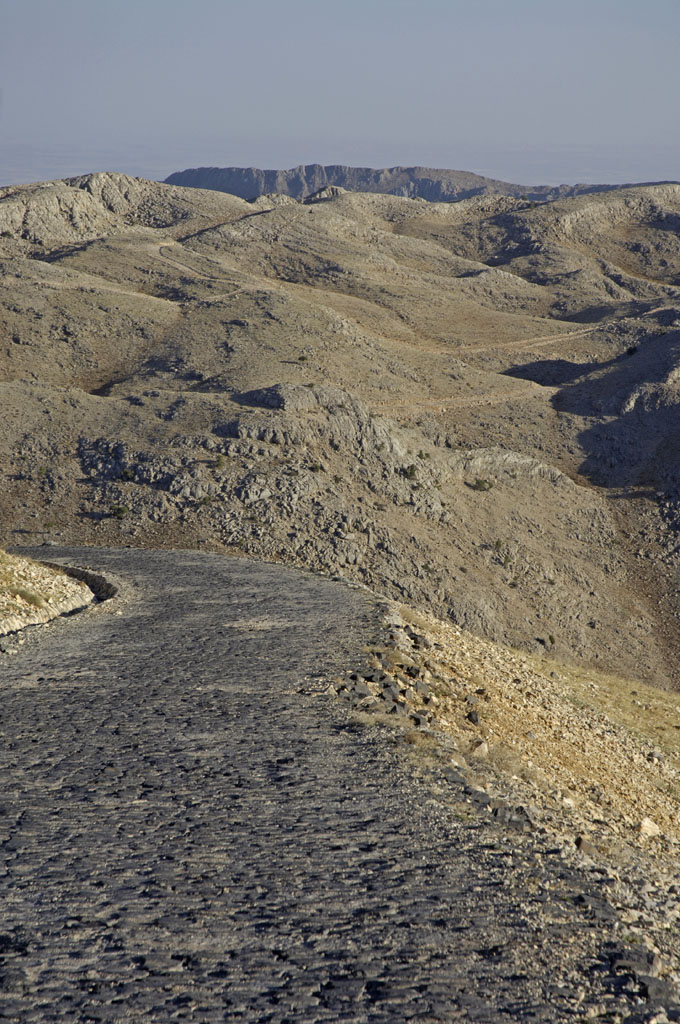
456;324;599;356
375;380;559;413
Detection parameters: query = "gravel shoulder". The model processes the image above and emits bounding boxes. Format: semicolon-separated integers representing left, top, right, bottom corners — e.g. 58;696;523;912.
335;600;680;998
1;546;679;1022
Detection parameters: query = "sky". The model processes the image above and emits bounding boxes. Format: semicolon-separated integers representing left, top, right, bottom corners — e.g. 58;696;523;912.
1;0;679;187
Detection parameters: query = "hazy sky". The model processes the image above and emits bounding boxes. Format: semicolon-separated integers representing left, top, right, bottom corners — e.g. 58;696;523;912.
1;0;679;187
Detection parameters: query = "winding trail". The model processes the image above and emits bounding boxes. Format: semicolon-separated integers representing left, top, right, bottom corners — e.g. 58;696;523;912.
454;324;599;357
375;380;559;414
0;547;643;1021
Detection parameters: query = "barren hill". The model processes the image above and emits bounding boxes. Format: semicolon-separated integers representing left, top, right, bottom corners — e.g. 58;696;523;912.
1;171;680;690
164;162;678;203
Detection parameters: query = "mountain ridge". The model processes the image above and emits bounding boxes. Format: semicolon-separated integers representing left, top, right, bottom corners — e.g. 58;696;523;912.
164;162;680;203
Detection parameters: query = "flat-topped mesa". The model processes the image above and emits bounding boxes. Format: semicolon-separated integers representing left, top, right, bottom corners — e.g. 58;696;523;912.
163;162;679;203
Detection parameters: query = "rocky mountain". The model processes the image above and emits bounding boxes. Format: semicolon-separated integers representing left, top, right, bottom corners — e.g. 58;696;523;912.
2;171;680;690
164;162;678;203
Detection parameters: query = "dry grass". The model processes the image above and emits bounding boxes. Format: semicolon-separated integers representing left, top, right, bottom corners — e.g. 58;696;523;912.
8;586;46;609
529;653;680;757
391;602;680;846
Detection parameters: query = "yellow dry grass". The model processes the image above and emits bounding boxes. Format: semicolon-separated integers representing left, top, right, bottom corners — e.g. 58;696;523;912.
395;604;680;847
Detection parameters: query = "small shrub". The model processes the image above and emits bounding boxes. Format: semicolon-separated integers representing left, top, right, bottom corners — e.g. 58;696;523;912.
404;464;417;480
109;505;129;520
469;478;493;491
214;454;226;468
298;355;307;361
12;587;46;609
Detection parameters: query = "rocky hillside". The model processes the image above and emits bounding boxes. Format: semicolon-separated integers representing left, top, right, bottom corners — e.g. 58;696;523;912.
1;172;680;690
163;162;677;203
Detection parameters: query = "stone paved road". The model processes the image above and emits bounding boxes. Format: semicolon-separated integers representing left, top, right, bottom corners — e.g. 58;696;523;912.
0;548;664;1022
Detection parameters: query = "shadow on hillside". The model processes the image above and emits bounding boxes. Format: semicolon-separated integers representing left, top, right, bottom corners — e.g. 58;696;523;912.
39;242;94;264
503;358;603;387
505;332;680;492
551;300;652;324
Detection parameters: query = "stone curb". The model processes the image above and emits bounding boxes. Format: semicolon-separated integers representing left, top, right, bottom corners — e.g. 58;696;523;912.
0;561;117;637
0;589;93;637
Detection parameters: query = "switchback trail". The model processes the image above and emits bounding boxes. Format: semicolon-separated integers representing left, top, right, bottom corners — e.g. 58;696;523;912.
0;547;659;1022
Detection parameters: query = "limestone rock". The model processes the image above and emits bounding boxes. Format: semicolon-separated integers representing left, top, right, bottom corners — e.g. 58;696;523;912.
639;817;661;838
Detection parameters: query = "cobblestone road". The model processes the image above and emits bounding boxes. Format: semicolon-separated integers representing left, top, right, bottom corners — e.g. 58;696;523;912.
0;548;666;1022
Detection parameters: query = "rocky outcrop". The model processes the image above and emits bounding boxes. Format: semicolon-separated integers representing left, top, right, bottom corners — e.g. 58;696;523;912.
0;553;94;635
163;162;677;203
0;171;248;246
